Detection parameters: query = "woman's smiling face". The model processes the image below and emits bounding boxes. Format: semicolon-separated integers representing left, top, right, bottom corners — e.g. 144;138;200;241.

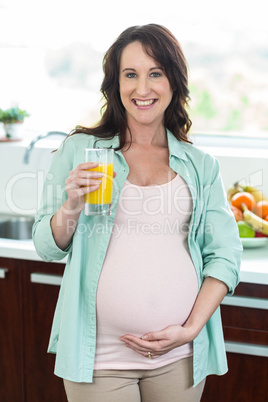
119;41;173;129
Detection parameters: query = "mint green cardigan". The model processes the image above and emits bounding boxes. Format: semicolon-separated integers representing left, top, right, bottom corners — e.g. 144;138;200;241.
33;129;242;386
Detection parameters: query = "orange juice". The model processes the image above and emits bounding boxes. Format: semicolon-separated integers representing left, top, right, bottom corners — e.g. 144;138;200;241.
84;163;114;205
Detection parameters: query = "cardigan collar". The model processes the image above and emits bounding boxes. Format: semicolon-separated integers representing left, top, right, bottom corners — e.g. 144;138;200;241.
94;129;189;162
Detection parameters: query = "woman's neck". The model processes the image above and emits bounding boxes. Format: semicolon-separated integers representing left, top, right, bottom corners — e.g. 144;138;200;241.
125;123;168;148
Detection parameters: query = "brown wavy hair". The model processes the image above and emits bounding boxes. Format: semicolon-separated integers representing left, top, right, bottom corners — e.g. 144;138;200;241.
69;24;192;148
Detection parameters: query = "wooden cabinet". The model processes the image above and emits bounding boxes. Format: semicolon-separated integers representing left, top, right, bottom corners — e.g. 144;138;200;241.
201;282;268;402
0;257;67;402
0;258;24;402
1;256;267;402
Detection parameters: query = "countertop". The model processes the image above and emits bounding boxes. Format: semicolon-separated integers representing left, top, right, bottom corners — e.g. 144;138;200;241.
0;238;267;285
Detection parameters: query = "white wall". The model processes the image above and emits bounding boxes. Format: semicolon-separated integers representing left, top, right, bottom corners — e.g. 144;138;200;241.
0;141;57;216
200;147;268;197
216;153;268;196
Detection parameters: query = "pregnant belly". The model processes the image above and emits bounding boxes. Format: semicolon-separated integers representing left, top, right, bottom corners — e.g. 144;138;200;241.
96;252;198;338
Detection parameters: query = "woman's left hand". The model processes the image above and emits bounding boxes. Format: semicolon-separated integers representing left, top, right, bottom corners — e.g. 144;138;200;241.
120;325;194;359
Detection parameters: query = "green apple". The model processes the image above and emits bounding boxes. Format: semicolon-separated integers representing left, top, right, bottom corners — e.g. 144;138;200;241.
237;221;255;238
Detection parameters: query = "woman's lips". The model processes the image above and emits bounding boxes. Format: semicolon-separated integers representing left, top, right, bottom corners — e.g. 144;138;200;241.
132;99;158;107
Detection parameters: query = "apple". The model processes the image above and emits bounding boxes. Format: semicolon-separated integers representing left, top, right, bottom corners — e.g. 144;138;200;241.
255;231;268;238
237;221;255;238
231;205;243;221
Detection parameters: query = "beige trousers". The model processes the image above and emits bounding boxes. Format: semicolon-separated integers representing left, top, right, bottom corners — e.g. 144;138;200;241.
63;357;206;402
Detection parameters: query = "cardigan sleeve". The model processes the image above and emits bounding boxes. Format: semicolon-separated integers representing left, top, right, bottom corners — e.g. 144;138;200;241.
199;156;242;295
32;137;75;262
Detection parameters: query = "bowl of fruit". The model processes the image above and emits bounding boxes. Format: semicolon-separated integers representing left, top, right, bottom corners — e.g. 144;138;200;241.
228;182;268;248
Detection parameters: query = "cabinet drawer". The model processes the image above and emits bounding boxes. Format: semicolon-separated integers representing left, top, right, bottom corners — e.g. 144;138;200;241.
223;326;268;345
234;282;268;299
221;305;268;331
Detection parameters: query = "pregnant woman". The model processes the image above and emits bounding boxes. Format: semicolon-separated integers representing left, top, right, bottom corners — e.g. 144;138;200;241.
33;24;242;402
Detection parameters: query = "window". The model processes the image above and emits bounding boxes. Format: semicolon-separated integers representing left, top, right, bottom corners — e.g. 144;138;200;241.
0;0;267;140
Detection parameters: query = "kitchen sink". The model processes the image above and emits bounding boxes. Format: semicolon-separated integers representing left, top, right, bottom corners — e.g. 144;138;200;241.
0;215;35;240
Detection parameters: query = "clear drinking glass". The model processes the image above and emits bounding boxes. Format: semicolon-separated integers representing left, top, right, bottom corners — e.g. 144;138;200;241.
84;148;114;216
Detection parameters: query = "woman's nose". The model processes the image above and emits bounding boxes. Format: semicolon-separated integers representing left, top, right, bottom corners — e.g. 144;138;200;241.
136;77;150;97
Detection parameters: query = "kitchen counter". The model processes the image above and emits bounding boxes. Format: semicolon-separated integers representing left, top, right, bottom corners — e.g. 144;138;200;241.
0;238;267;285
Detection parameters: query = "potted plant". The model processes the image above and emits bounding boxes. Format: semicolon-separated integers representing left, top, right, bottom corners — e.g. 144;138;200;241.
0;106;30;139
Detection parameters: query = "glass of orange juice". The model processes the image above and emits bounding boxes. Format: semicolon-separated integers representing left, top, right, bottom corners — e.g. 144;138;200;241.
84;148;114;216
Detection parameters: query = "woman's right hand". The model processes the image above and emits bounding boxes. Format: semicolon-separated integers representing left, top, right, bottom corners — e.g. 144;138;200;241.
51;161;116;250
64;162;104;214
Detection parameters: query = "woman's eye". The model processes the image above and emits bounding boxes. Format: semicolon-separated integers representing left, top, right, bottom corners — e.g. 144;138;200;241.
151;72;161;78
126;73;136;78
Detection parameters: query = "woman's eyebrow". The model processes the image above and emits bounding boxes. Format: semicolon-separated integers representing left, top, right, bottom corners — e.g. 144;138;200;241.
122;67;163;72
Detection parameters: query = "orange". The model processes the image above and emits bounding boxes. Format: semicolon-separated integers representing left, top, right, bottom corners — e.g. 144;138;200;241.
265;215;268;222
230;205;243;221
254;200;268;219
231;191;256;211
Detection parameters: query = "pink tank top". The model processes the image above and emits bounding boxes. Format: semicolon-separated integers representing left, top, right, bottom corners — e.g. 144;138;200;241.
94;174;199;370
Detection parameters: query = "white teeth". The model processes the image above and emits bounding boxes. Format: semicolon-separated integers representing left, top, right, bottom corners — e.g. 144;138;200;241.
135;99;155;106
